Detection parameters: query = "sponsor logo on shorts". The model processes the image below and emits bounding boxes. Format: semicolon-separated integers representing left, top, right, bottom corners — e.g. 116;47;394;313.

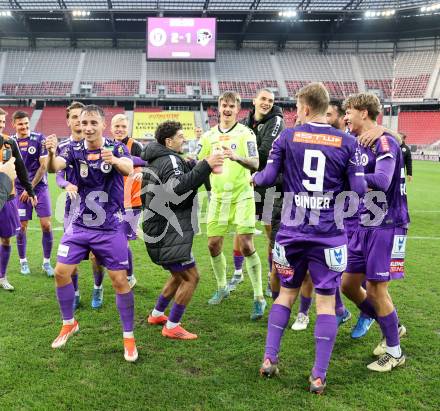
390;259;405;273
273;242;289;266
324;245;347;272
274;262;295;279
28;146;36;155
119;260;129;266
57;244;69;257
18;208;26;217
391;235;407;259
376;271;390;277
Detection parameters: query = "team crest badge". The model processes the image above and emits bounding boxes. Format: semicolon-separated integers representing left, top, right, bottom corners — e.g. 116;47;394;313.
100;162;112;173
28;146;36;155
80;162;89;178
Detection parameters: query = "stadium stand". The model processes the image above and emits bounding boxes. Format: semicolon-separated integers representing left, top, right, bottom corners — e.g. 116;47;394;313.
1;49;439;101
215;49;279;98
80;49;142;97
392;51;438;99
279;52;359;99
145;59;212;96
398;111;440;145
358;53;394;98
1;49;79;96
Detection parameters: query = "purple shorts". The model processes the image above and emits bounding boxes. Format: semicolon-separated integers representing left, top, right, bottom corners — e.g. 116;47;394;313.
0;199;20;238
17;187;52;221
57;226;128;271
344;217;358;244
273;232;347;293
346;227;407;281
123;208;141;241
162;257;196;273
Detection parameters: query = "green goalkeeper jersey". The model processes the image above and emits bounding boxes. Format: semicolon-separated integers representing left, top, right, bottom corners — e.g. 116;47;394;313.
197;122;258;203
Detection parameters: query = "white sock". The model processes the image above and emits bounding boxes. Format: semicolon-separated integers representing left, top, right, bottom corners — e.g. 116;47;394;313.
43;258;50;264
166;320;179;329
94;284;103;290
20;258;28;264
75;291;80;297
152;308;164;317
234;269;243;276
127;275;132;280
386;345;402;358
63;318;74;325
123;331;134;339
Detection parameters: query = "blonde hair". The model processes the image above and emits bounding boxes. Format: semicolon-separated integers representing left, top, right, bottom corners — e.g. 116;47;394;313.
296;82;330;115
111;114;129;125
218;91;241;108
343;93;382;121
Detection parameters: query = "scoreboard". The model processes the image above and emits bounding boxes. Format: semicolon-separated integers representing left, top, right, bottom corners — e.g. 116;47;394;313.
147;17;216;61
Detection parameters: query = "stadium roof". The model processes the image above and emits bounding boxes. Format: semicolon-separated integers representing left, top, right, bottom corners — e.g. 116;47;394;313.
0;1;433;12
0;0;439;46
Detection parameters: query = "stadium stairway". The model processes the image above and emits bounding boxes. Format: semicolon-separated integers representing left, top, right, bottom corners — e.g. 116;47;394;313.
30;109;42;130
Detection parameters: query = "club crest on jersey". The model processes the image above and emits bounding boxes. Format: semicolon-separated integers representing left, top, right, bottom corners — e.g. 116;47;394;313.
361;153;369;166
117;146;124;155
100;162;113;173
324;245;347;272
28;146;37;155
257;124;264;132
80;162;89;178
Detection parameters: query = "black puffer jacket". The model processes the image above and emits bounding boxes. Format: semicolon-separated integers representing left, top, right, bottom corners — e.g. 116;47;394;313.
242;105;285;171
141;142;212;265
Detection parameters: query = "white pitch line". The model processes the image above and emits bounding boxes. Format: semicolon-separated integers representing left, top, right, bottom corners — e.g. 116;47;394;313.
408;236;440;240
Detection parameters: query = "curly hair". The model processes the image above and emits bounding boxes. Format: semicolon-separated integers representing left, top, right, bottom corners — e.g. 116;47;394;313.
343;93;382;121
155;121;182;145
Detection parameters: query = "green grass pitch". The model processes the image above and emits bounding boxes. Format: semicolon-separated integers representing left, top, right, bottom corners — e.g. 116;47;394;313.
0;160;439;410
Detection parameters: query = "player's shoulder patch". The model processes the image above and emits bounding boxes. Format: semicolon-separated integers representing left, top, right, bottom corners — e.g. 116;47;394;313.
30;132;43;140
247;140;258;157
379;135;390;152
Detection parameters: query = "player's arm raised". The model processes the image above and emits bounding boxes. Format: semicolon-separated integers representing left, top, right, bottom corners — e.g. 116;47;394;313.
101;146;133;176
46;134;67;172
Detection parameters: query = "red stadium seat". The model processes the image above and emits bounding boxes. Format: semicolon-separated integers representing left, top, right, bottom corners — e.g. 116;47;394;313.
398;111;440;145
